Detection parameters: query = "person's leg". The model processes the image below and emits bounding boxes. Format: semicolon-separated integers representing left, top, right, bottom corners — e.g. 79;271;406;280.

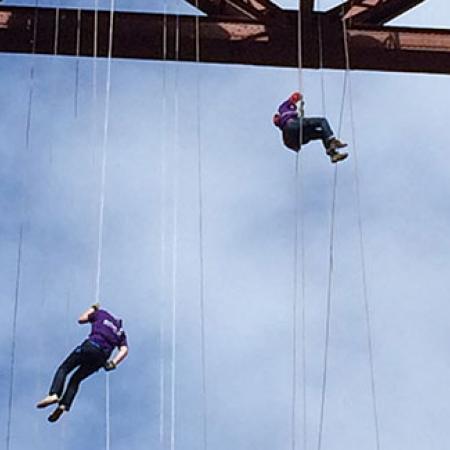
302;117;334;148
59;363;102;411
59;343;106;411
48;346;105;422
302;117;348;163
49;346;83;397
282;119;301;151
37;345;83;408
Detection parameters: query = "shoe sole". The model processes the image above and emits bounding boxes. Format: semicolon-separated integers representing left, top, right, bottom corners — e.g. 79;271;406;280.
48;407;64;423
37;397;59;409
331;154;348;163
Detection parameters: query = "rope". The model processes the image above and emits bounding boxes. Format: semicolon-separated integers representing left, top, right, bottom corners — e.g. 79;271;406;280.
170;11;181;450
6;225;24;450
94;0;114;307
341;11;382;450
159;4;169;449
315;3;348;445
25;3;39;149
291;3;306;450
89;0;115;448
316;166;338;450
106;372;111;450
61;291;71;448
74;8;81;117
48;0;61;162
91;0;100;166
93;0;99;104
317;0;327;116
194;6;208;450
53;7;60;55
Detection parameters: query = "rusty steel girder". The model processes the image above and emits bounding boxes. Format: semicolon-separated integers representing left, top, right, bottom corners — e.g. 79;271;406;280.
0;1;449;74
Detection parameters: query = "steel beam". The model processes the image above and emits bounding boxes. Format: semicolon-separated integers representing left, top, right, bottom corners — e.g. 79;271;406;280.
336;0;425;25
183;0;283;21
0;5;450;74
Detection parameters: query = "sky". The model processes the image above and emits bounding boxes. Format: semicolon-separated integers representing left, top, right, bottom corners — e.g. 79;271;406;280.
1;1;450;450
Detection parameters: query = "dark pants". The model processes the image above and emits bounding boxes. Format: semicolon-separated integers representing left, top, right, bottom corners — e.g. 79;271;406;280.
282;117;334;151
49;340;107;410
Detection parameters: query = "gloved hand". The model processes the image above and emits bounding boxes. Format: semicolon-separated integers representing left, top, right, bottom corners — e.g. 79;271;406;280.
104;360;117;372
290;92;303;103
91;302;101;311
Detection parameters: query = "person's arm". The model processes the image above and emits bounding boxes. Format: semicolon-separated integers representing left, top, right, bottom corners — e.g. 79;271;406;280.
78;303;100;324
105;346;129;371
113;345;128;366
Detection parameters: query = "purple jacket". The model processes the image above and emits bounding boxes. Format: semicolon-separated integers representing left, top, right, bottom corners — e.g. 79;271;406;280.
276;97;299;129
88;309;128;355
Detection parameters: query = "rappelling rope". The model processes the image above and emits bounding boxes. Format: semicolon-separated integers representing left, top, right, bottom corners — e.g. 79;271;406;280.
91;0;100;165
316;164;338;450
341;9;381;450
317;0;327;116
74;8;81;117
170;9;181;450
316;2;350;446
93;0;99;103
291;2;306;450
194;5;208;450
91;0;115;449
159;3;169;450
25;1;39;149
6;225;24;450
94;0;114;334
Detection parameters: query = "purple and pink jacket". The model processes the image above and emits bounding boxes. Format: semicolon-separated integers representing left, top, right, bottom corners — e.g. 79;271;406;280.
88;309;128;355
275;97;299;129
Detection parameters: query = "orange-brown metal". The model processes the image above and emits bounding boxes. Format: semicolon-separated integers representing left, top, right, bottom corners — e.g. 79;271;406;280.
0;1;449;74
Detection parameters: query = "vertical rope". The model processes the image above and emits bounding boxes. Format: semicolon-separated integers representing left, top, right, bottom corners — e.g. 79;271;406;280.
91;0;100;166
316;165;338;450
159;4;169;450
61;291;71;449
93;0;99;103
74;8;81;117
6;225;24;450
89;1;115;449
317;0;327;116
25;4;39;149
292;2;306;450
194;6;208;450
315;9;351;445
53;7;60;55
170;11;181;450
341;12;381;450
292;161;300;450
94;0;114;306
106;372;111;450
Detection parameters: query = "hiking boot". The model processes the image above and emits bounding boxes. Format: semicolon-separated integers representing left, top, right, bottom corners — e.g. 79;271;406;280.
328;138;348;149
36;394;59;409
330;151;348;163
48;405;66;423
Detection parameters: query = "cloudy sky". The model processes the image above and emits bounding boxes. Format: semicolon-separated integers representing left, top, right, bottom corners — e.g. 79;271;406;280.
1;1;450;450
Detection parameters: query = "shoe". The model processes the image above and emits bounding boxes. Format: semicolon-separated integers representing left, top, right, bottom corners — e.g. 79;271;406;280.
330;152;348;163
36;394;59;409
328;138;348;149
48;405;66;423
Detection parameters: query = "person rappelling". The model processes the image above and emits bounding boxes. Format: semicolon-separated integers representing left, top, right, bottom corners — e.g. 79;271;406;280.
36;303;128;422
273;92;348;163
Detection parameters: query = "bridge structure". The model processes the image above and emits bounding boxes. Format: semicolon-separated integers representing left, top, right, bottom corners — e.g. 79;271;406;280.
0;0;449;74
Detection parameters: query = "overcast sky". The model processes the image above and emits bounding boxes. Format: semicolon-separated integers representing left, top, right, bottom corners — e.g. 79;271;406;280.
1;1;450;450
